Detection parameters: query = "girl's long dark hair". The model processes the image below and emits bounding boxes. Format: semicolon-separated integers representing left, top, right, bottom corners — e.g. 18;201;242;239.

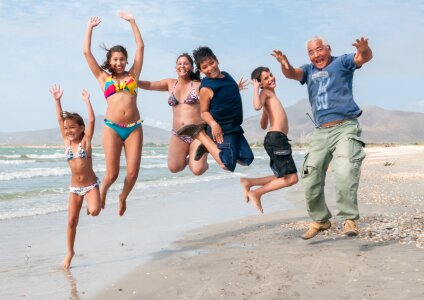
100;44;128;76
177;53;201;81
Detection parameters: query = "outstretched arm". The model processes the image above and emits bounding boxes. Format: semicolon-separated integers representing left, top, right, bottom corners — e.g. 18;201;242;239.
137;79;171;92
50;84;66;141
271;50;303;81
83;16;105;82
353;37;373;67
81;89;95;142
120;12;144;79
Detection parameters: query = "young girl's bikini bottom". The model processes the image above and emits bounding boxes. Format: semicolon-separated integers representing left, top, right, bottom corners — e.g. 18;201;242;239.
69;179;100;196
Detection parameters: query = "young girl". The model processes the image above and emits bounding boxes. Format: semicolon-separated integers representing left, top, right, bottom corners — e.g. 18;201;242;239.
83;12;144;216
138;53;208;176
50;84;101;269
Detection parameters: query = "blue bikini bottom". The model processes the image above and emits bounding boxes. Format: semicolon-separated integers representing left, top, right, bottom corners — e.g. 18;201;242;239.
104;119;142;141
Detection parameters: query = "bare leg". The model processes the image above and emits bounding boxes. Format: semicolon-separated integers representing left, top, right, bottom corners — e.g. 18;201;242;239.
119;127;143;216
240;175;276;202
85;186;101;216
242;173;298;213
195;131;227;170
188;139;208;176
167;135;190;173
101;126;123;209
63;193;83;269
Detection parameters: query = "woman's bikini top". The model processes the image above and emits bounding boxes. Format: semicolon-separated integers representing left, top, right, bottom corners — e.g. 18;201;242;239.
104;75;138;99
168;81;200;107
66;143;89;161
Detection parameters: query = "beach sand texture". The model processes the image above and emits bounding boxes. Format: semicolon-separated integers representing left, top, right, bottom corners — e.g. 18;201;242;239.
96;146;424;300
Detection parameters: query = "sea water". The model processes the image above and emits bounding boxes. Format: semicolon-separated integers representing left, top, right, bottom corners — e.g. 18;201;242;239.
0;146;303;221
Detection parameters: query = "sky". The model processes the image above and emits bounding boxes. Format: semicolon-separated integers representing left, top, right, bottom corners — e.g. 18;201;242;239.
0;0;423;133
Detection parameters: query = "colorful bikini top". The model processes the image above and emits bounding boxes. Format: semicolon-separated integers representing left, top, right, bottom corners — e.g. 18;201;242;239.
168;81;200;107
104;75;138;99
66;143;88;161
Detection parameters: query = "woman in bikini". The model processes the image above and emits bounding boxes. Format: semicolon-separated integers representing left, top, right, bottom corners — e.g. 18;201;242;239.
50;85;101;269
138;53;208;175
83;12;144;216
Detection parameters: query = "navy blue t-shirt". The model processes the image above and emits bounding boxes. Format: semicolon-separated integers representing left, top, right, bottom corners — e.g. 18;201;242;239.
300;54;362;126
200;71;244;134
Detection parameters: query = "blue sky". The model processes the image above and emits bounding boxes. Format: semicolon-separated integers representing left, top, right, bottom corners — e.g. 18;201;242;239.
1;0;423;132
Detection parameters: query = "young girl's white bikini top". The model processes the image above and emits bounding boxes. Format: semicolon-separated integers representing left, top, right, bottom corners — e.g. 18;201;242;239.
66;143;88;161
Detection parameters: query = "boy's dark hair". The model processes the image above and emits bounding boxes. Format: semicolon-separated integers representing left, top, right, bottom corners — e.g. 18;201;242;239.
251;66;270;82
192;46;217;72
177;53;201;81
101;44;129;76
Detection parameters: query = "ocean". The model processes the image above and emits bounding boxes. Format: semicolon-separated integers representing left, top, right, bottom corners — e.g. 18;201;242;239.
0;145;303;221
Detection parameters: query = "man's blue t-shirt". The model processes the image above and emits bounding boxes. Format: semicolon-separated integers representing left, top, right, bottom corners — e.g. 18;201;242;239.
200;71;244;134
300;53;362;127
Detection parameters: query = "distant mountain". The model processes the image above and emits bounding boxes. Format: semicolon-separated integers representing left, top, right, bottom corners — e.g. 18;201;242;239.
2;102;424;146
358;105;424;144
0;116;170;146
243;99;424;144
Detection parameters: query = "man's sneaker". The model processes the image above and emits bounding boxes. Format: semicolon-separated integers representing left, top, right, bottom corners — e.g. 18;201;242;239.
301;220;331;240
343;219;359;236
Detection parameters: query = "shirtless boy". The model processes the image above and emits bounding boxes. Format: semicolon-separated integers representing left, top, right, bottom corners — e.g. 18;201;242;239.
240;67;298;213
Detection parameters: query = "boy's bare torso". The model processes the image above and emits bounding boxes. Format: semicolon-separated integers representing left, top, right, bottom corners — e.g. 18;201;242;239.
261;88;289;135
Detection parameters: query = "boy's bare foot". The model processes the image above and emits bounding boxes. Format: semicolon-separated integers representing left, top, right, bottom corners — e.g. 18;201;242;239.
239;178;251;202
118;194;126;216
63;251;75;269
247;190;264;214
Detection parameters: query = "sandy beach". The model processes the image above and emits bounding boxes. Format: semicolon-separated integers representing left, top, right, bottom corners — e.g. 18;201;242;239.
0;146;295;299
96;146;424;300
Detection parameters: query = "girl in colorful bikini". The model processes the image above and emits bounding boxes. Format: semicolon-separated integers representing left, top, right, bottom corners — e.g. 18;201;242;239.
138;53;208;175
50;84;101;269
83;12;144;216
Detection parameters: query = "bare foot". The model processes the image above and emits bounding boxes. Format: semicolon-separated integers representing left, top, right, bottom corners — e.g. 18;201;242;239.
118;194;127;216
246;190;264;214
239;178;251;202
63;251;75;269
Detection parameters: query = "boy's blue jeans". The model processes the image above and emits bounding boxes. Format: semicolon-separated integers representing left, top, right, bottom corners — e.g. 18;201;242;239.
217;132;254;172
301;119;366;221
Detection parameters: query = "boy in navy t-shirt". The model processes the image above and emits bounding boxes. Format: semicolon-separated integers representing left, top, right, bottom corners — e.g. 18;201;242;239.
177;46;253;172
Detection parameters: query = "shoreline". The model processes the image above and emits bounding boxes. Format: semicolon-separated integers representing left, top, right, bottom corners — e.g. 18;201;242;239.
2;143;423;149
95;145;424;299
0;149;296;299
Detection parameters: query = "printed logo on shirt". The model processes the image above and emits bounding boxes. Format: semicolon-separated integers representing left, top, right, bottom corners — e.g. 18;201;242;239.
312;71;330;111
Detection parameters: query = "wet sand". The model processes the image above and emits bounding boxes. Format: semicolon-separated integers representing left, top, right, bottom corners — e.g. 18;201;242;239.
96;146;424;299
